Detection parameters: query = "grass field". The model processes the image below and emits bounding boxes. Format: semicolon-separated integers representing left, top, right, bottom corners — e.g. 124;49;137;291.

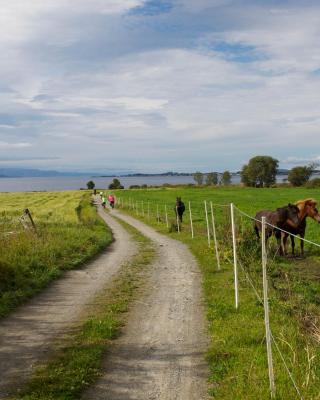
0;191;112;317
108;186;320;399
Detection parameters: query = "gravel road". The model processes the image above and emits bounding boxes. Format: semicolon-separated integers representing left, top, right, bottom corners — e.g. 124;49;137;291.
83;209;209;400
0;203;209;399
0;205;137;398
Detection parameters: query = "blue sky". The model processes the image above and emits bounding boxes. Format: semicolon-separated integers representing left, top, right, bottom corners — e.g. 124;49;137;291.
0;0;320;173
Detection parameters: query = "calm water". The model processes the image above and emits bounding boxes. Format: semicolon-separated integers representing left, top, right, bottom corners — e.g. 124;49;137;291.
1;174;317;193
0;175;198;192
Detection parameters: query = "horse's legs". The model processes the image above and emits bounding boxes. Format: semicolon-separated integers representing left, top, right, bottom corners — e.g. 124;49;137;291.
290;235;295;256
300;233;305;256
275;230;284;255
282;233;289;255
254;226;260;239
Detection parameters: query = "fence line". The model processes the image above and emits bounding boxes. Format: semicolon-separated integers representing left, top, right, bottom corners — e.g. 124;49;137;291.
106;192;318;398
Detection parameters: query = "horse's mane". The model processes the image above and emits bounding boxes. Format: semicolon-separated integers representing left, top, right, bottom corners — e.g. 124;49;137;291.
295;198;317;207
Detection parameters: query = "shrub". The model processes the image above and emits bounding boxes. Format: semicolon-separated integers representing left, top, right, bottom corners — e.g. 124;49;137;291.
288;166;313;186
305;178;320;188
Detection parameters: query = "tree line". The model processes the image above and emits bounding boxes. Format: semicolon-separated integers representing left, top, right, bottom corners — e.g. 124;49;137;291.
87;157;319;190
240;155;318;187
193;156;319;188
193;171;232;186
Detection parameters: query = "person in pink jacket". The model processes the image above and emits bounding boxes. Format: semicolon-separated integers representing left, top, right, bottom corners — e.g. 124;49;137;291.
108;194;115;209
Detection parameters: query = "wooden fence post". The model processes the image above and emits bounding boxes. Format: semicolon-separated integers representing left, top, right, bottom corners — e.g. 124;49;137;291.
230;203;239;309
176;206;180;233
165;205;169;228
189;201;194;238
210;202;220;270
204;201;211;247
262;216;276;398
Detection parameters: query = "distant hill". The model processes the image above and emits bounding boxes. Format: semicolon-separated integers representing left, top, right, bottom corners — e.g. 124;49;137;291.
0;168;89;178
119;172;192;177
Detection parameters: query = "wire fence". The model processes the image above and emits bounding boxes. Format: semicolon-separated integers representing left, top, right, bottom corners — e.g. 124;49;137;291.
100;191;320;399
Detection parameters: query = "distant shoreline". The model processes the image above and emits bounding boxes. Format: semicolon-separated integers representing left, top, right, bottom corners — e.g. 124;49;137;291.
1;171;319;179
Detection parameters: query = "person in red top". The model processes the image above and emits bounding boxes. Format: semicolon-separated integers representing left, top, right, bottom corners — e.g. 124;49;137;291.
108;194;115;209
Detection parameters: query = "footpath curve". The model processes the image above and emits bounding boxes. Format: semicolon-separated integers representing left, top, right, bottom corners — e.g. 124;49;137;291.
84;208;209;400
0;206;137;398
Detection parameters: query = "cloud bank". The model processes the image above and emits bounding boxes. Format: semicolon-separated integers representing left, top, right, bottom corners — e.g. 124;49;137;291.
0;0;320;172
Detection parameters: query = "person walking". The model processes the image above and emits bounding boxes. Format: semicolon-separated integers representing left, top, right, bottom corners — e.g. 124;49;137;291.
108;194;115;209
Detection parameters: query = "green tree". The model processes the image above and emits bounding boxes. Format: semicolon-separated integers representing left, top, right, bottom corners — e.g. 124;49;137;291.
108;178;124;189
193;171;204;185
221;170;231;185
288;165;313;186
206;172;218;185
241;155;279;187
86;180;95;190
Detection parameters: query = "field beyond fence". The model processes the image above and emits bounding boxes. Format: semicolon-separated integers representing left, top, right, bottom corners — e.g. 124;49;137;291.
109;186;320;400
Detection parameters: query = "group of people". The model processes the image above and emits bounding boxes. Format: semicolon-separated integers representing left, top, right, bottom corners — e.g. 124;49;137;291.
100;192;115;209
97;191;186;222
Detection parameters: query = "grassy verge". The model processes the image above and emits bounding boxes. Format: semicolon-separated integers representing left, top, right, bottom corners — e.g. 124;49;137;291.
0;193;112;317
110;187;320;399
9;217;155;400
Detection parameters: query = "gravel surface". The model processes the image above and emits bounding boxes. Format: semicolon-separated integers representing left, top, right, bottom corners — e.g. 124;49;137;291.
83;209;209;400
0;204;137;398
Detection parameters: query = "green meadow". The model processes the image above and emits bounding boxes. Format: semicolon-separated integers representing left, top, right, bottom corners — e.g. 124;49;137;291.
2;186;320;399
110;186;320;400
0;191;112;317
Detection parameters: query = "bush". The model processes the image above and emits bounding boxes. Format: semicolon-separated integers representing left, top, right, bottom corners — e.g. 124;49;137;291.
108;178;124;189
288;166;313;186
305;178;320;188
86;180;95;190
241;156;278;187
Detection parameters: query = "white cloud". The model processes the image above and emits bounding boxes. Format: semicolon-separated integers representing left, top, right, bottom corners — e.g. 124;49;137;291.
0;141;31;149
283;156;320;166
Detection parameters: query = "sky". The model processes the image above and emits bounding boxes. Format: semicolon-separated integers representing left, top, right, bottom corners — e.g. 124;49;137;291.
0;0;320;173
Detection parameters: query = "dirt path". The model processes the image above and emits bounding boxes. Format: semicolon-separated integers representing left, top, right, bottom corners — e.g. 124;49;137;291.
0;205;137;398
83;210;209;400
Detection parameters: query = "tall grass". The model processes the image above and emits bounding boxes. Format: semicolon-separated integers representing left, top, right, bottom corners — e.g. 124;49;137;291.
0;191;112;317
111;186;320;399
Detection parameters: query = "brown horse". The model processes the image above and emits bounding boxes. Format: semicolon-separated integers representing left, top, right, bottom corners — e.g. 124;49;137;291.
283;198;320;256
254;203;300;255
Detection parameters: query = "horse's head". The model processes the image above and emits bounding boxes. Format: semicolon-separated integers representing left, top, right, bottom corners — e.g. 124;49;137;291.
277;203;300;228
296;198;320;223
305;199;320;223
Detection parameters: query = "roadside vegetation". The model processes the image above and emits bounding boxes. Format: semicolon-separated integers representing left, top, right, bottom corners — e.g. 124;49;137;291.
9;218;155;400
0;191;112;317
110;186;320;399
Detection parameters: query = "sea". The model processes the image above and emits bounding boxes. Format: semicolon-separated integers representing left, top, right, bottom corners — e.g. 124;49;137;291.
0;174;303;193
